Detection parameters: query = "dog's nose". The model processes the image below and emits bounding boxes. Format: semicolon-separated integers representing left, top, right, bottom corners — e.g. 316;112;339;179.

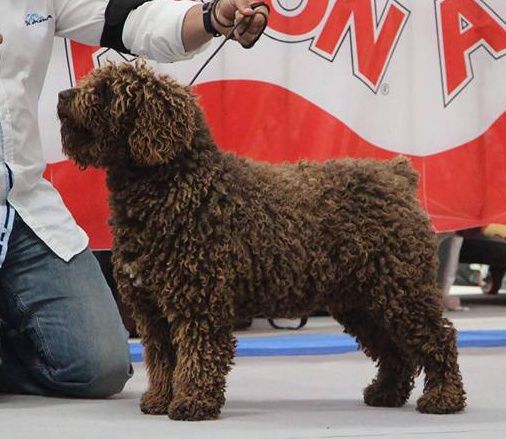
58;88;76;101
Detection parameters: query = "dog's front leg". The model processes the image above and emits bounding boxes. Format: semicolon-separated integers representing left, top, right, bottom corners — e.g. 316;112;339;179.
167;313;236;421
138;316;176;415
115;264;176;415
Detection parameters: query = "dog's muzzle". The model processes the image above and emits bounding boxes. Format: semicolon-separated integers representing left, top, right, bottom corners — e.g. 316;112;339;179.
57;88;77;120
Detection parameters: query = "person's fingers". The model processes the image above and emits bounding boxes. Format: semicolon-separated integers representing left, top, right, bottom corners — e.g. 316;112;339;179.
226;1;269;25
234;13;253;35
234;8;268;45
215;0;238;24
216;0;269;45
244;11;268;35
232;0;255;15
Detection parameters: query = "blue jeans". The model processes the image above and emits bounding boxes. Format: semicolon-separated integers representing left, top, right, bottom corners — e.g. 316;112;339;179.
0;213;132;397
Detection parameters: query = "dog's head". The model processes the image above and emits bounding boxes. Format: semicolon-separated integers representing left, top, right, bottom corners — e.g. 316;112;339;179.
57;61;198;168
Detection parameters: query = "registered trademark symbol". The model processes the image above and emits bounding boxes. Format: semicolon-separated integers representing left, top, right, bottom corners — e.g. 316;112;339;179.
380;83;390;95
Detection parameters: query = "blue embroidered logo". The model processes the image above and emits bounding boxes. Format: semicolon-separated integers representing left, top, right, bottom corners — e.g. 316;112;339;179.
25;12;53;26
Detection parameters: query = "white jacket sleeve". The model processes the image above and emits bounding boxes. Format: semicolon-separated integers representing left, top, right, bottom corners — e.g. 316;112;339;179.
123;0;209;62
53;0;108;45
53;0;208;62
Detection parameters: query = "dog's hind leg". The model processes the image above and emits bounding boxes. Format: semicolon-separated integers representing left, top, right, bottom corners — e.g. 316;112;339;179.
330;308;417;408
167;316;236;421
372;280;466;414
415;315;466;414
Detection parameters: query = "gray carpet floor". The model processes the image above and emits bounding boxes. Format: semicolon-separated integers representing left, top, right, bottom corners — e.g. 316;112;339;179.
1;345;505;439
2;298;506;439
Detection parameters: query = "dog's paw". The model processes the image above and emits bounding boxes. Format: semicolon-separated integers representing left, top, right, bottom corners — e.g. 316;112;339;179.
363;381;410;408
168;395;221;421
140;390;171;415
416;385;466;414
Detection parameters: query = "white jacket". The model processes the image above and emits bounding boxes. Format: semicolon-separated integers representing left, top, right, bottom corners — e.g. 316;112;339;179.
0;0;202;262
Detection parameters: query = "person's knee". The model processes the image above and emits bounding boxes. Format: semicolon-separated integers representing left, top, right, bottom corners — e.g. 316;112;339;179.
79;354;132;398
50;342;132;398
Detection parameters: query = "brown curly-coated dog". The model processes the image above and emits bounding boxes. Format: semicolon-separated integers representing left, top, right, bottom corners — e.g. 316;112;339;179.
57;62;466;421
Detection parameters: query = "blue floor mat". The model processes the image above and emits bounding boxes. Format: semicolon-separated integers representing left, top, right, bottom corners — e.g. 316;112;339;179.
129;329;506;362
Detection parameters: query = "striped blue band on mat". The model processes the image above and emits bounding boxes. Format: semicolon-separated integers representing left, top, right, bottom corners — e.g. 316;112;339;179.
129;330;506;362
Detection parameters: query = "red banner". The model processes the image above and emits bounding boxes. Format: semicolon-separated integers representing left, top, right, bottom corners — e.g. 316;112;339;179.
42;0;506;249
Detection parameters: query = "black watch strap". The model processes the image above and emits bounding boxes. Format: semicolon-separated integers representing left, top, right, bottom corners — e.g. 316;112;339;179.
203;1;221;37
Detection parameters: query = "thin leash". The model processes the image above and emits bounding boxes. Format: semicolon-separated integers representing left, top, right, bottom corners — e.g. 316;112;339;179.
190;2;310;332
189;2;269;86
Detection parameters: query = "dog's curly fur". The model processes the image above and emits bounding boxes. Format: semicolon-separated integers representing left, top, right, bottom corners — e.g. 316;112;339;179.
58;62;466;421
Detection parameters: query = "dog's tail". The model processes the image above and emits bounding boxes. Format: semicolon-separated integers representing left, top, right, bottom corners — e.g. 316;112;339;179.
389;156;419;191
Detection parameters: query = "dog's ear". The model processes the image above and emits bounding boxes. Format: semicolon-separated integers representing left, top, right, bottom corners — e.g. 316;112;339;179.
128;79;197;166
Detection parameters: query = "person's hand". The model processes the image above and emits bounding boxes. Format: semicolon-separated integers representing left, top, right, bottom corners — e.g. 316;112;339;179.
211;0;269;48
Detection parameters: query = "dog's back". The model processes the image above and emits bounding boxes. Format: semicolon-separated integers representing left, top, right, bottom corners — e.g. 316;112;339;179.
216;154;427;317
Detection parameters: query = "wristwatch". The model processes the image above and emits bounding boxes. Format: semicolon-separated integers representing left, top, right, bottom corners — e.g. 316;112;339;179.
203;0;221;37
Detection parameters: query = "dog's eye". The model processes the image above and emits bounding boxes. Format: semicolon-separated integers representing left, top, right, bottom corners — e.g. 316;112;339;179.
103;86;114;103
94;82;114;103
